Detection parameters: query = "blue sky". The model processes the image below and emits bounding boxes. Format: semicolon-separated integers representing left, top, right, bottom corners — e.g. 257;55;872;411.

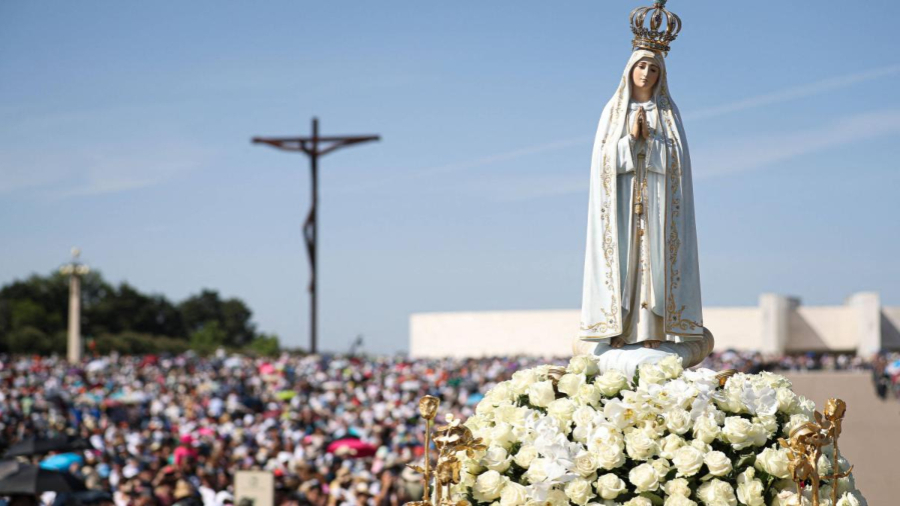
2;1;899;354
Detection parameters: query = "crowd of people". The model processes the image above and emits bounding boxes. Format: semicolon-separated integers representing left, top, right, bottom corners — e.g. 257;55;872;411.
0;349;889;506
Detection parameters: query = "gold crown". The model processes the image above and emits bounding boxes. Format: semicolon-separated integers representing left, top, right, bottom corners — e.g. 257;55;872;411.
630;0;682;56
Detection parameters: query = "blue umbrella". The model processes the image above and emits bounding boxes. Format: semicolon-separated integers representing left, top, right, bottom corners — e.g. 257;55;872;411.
466;393;485;406
40;453;83;471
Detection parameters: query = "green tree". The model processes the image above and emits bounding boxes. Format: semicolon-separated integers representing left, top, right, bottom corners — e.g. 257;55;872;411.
1;270;265;356
189;321;228;355
246;333;280;356
179;290;256;347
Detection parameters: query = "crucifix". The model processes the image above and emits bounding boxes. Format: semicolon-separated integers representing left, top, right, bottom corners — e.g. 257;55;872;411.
252;117;380;354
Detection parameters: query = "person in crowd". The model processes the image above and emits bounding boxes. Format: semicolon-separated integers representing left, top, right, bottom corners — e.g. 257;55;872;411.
0;350;887;505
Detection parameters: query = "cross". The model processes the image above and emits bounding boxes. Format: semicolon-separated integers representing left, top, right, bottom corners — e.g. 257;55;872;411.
252;117;380;354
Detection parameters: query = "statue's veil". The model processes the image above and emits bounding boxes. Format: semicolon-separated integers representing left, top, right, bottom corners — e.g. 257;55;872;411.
580;49;703;340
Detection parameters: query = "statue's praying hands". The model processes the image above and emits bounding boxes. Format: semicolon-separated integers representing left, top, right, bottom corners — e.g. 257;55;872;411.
630;106;651;140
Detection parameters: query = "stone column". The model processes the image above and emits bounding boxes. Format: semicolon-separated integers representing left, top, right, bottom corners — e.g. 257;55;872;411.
848;292;881;358
67;273;82;363
759;293;797;355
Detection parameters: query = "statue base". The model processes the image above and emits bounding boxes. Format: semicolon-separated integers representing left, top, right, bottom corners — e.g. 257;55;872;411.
572;327;715;378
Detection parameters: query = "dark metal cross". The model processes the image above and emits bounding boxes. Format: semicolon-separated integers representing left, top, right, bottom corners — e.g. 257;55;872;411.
252;117;380;354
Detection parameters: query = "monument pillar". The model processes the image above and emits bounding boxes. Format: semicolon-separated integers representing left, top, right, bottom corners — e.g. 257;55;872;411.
67;274;82;363
759;293;797;354
848;292;881;358
60;248;90;364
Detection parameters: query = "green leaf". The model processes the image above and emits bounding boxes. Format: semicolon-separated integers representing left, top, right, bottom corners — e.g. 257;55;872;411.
639;492;665;506
735;452;756;470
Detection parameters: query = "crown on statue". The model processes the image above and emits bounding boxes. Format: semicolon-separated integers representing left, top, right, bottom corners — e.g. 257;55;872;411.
630;0;682;56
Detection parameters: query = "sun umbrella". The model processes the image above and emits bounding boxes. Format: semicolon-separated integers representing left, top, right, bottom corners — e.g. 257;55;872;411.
40;453;84;471
4;436;92;458
0;459;26;480
0;464;86;495
326;439;377;458
276;390;296;401
52;490;114;505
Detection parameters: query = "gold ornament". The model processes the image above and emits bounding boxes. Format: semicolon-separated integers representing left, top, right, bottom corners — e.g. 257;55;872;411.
405;398;483;506
419;396;440;420
778;398;851;506
630;0;682;56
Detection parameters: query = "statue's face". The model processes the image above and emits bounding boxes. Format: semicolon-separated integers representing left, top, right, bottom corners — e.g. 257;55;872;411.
631;57;660;94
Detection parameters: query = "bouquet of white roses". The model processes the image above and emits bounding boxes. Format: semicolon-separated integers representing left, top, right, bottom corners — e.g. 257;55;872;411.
453;355;866;506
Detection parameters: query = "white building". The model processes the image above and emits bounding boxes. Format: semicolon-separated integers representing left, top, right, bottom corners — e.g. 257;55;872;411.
410;292;900;358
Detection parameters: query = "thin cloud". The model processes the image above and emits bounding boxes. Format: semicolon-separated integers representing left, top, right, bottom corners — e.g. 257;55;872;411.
405;63;900;181
685;64;900;121
692;109;900;178
0;143;212;198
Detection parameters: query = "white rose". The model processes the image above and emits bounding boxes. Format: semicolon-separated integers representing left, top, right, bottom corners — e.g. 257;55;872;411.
647;459;666;478
658;355;684;379
665;496;699;506
628;463;660;493
639;364;667;386
736;468;765;506
588;424;625;451
623;498;653;506
665;408;693;435
722;417;755;450
482;447;512;473
816;454;834;477
835;474;856;497
573;405;599;428
663;478;692;497
704;451;732;477
569;355;600;375
797;396;816;418
548;398;577;425
782;413;811;437
595;370;628;397
755;447;790;479
510;369;539;396
577;383;603;406
772;490;810;506
625;429;659;461
486;382;515;404
754;415;777;438
835;492;862;506
660;433;686;460
499;481;528;506
748;422;768;447
716;388;746;414
573;450;599;478
697;479;737;506
565;478;596;506
546;489;570;506
493;407;525;436
692;415;721;444
690;438;713;454
672;445;705;477
459;471;477;488
514;445;538;468
473;470;506;502
524;457;550;483
595;473;627;500
594;442;626;470
488;422;516;449
775;388;799;414
528;381;556;408
558;373;586;396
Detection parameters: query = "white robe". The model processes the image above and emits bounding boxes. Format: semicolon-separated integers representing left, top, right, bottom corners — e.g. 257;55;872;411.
616;100;669;343
579;50;704;344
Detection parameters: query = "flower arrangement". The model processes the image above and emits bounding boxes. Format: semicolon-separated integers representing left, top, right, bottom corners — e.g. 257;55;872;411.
451;355;866;506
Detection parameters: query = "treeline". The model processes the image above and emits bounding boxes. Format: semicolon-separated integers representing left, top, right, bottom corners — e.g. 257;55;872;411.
0;271;279;356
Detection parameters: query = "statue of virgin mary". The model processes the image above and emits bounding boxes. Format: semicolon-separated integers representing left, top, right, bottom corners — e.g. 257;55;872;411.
578;2;712;368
